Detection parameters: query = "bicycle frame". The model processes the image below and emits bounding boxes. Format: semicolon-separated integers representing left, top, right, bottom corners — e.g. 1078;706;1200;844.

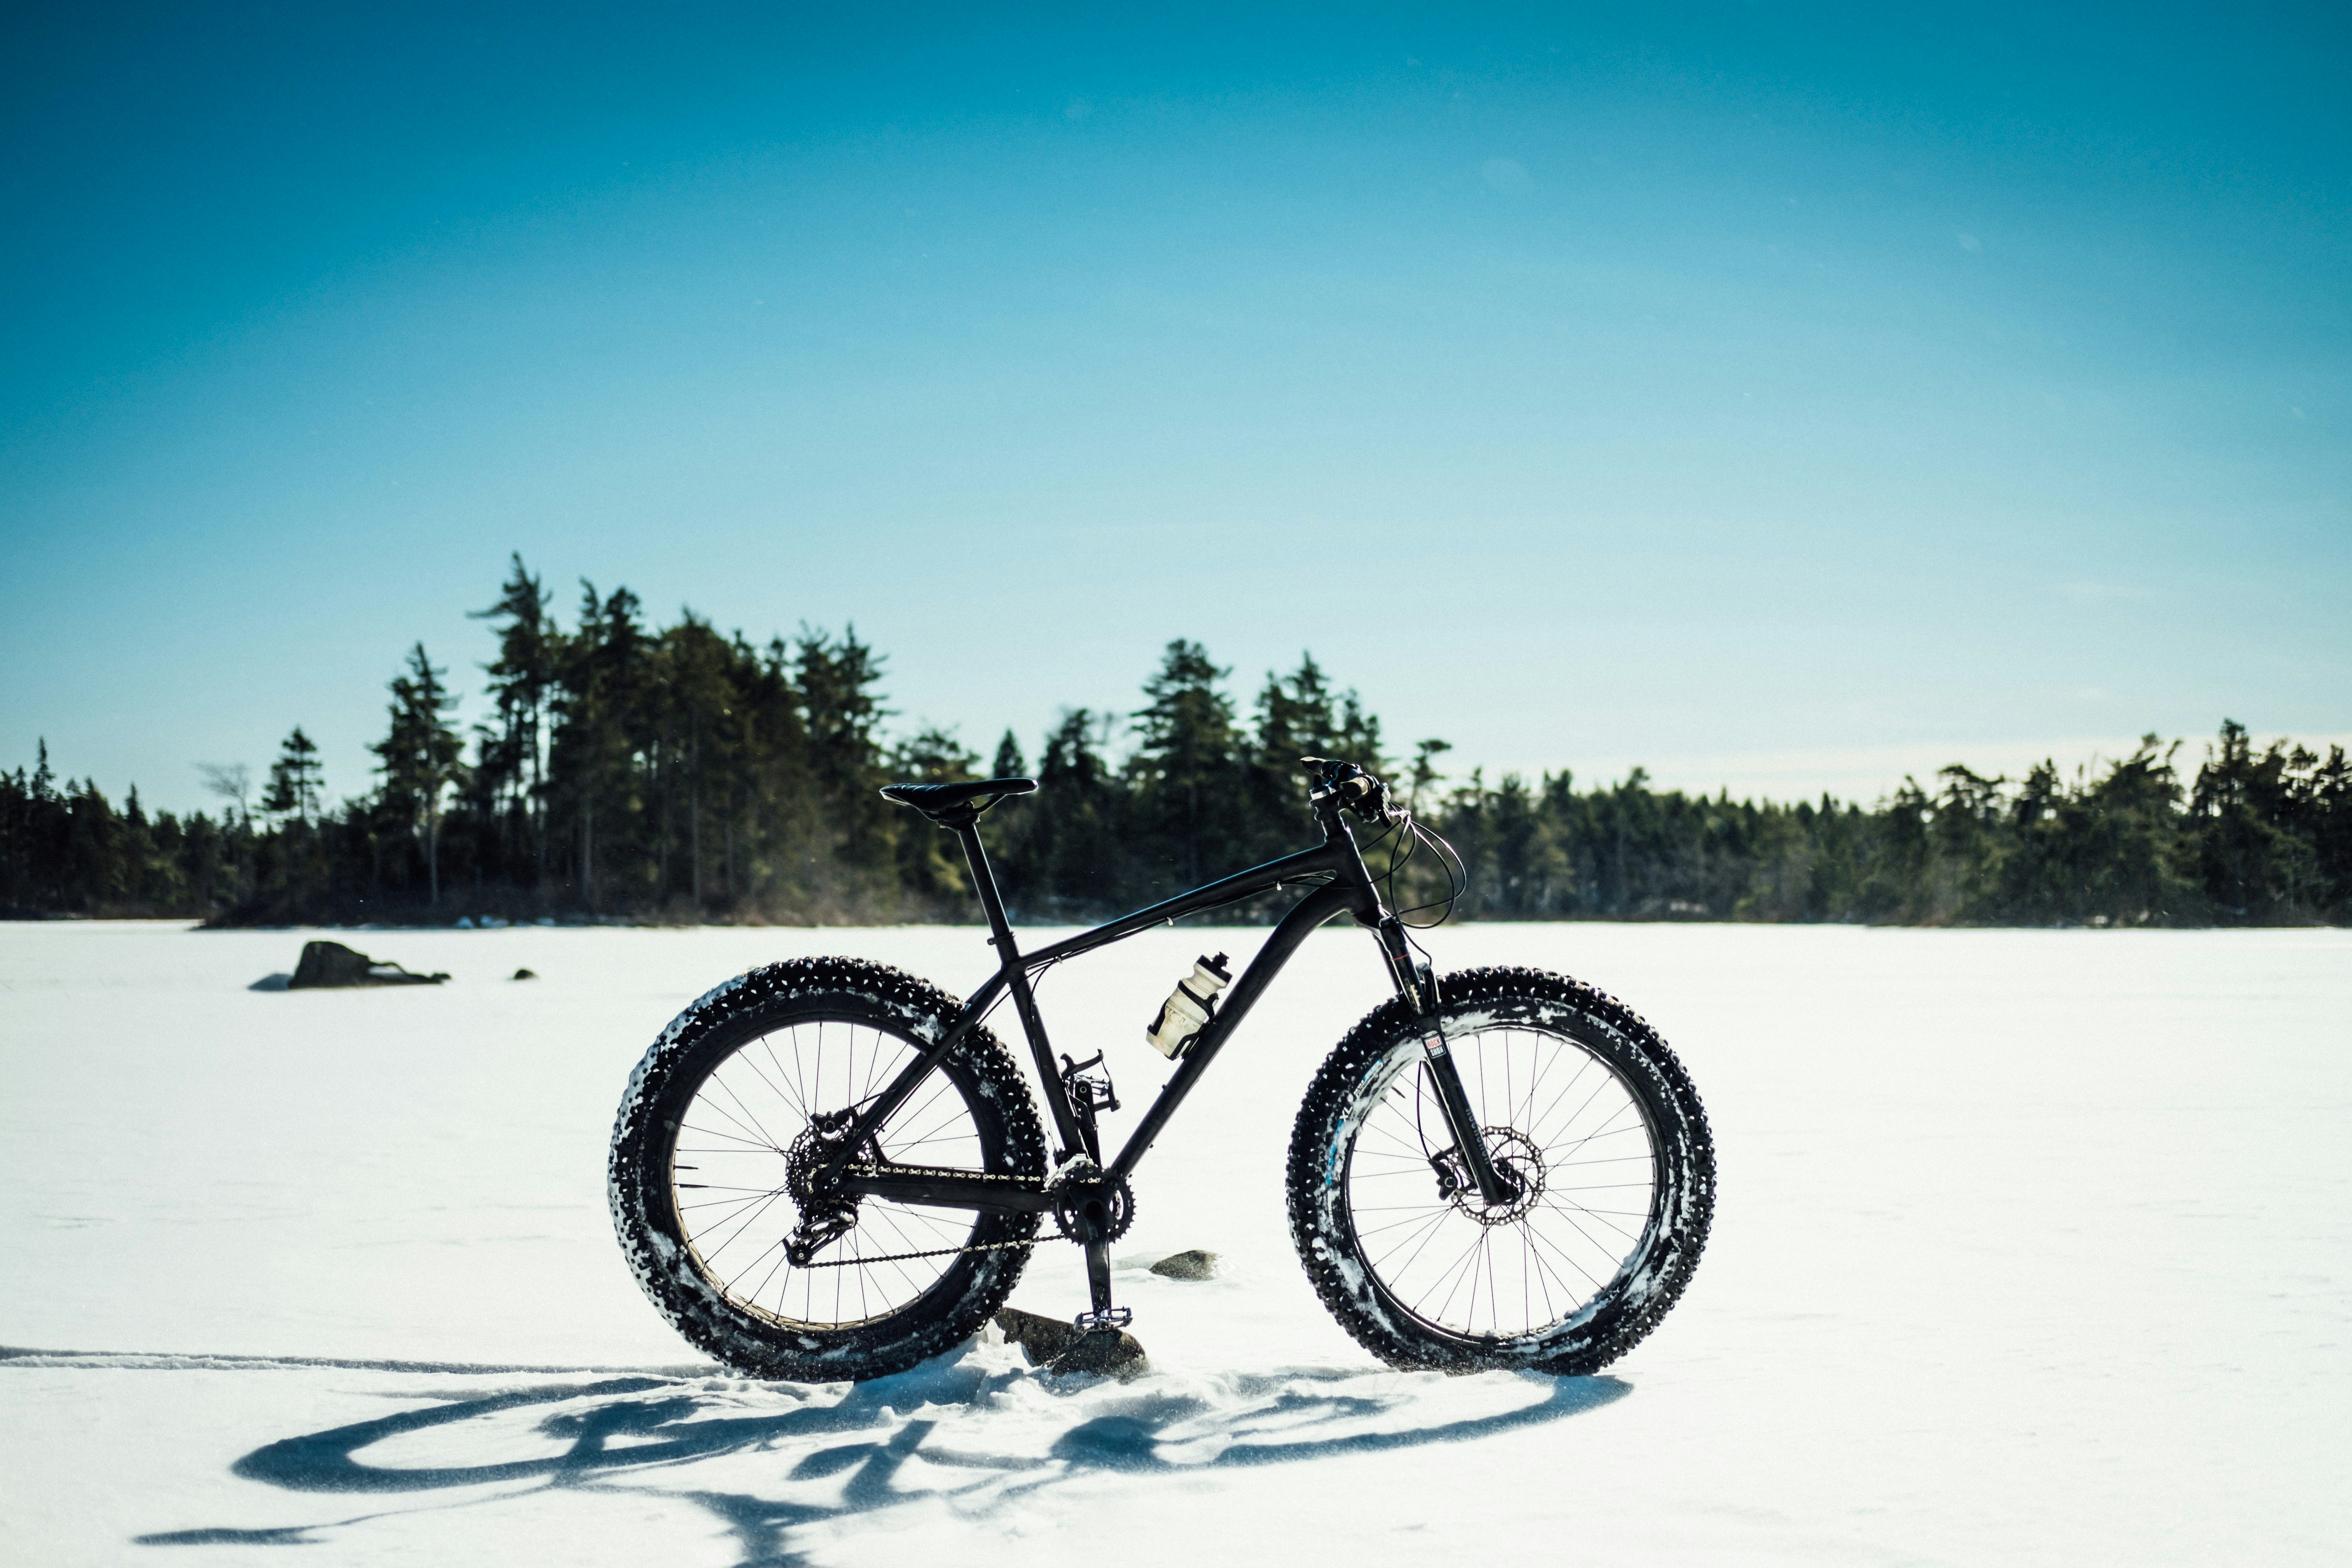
822;800;1514;1216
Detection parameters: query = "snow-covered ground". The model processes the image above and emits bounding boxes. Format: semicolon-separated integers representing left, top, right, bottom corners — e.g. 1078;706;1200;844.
3;919;2346;1565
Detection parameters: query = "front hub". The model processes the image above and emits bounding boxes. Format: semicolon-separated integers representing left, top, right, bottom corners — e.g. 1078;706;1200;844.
1434;1127;1545;1226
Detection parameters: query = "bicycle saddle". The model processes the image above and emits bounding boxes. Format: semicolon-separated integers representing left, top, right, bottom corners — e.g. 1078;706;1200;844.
878;777;1038;823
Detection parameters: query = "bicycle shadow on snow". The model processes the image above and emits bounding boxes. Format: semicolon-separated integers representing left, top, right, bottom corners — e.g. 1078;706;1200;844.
136;1343;1630;1562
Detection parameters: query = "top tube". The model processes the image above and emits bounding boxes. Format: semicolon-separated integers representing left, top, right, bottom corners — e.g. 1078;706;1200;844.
1018;837;1368;970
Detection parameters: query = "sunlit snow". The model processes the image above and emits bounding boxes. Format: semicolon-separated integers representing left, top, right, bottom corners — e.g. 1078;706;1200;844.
4;920;2346;1564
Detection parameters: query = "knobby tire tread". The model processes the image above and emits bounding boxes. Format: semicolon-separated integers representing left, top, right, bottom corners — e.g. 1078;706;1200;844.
609;957;1047;1382
1285;965;1716;1375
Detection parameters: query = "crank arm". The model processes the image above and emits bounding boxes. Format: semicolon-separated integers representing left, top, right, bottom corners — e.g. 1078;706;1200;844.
836;1168;1055;1214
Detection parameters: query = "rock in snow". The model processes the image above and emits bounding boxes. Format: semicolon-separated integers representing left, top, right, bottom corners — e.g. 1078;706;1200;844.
286;940;449;989
993;1306;1149;1380
1150;1249;1220;1280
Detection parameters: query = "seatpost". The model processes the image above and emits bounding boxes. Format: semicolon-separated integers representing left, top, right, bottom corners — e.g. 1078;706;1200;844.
951;820;1020;953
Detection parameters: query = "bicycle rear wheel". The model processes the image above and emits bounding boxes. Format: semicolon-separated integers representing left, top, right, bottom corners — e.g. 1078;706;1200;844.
609;957;1047;1382
1287;965;1714;1374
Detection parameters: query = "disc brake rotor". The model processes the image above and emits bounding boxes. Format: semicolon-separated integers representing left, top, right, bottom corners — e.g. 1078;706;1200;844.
1434;1127;1546;1227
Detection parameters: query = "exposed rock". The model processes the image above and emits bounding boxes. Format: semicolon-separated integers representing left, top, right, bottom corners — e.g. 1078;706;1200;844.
511;967;538;981
1051;1327;1150;1378
1149;1249;1219;1280
993;1306;1148;1380
287;940;449;990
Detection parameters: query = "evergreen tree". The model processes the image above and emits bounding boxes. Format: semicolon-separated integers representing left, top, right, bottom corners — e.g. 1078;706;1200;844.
552;584;649;910
373;643;467;907
797;625;893;882
656;614;739;910
1011;709;1125;915
1407;739;1453;814
259;726;327;911
261;727;324;826
1130;640;1247;892
888;727;979;903
2191;720;2322;921
470;554;559;885
8;557;2346;932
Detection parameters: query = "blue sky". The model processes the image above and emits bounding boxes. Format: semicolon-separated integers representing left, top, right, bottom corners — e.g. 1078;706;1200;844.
4;3;2346;814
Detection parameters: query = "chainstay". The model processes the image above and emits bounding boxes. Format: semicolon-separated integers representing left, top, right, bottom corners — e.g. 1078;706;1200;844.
789;1160;1051;1269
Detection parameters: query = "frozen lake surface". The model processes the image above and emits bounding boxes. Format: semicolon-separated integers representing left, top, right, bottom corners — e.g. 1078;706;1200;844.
3;919;2347;1565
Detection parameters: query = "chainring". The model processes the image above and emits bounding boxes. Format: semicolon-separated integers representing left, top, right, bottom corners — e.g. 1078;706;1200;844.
1048;1159;1136;1245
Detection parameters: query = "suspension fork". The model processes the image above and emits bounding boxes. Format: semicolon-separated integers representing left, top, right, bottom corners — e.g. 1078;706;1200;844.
1336;809;1514;1213
1351;826;1518;1208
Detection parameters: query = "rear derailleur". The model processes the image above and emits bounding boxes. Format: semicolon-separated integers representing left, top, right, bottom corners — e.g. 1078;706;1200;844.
783;1111;868;1266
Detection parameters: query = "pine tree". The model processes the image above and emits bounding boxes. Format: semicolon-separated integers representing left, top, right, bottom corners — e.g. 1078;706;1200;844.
471;554;558;885
888;726;979;903
797;625;893;877
1131;640;1246;892
261;727;324;826
656;614;738;910
552;584;648;911
373;643;466;907
1033;708;1124;911
1407;739;1453;813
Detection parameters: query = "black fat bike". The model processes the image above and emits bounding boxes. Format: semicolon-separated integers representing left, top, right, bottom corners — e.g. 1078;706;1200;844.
609;758;1715;1381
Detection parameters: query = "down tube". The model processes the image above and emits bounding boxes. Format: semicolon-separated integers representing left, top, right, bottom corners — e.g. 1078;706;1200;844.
1107;880;1363;1182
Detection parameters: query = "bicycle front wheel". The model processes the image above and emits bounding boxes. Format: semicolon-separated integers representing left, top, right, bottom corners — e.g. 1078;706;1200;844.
1287;965;1714;1374
609;957;1048;1382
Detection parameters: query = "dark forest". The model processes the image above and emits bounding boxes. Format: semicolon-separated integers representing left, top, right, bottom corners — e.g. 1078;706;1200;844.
6;557;2346;927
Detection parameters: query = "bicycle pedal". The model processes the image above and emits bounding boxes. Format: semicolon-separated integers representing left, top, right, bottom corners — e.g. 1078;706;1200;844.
1073;1307;1133;1333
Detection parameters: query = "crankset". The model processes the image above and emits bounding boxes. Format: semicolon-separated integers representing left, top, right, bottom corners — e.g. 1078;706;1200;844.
1048;1158;1135;1245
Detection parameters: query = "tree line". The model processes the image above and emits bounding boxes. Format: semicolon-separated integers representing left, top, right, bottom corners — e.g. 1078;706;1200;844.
4;556;2346;927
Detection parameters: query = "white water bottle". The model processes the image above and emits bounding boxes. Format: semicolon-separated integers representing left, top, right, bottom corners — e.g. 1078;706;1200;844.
1144;953;1232;1058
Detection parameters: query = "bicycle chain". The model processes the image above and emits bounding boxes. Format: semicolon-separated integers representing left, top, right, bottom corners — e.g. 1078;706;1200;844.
840;1161;1044;1186
789;1236;1039;1269
787;1161;1049;1270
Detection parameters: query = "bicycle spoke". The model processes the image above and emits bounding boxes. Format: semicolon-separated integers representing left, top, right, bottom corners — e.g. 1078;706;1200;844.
1348;1020;1660;1341
670;1013;994;1330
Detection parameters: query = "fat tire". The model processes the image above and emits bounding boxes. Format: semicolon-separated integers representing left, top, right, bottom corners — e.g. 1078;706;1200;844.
609;957;1047;1382
1286;965;1715;1374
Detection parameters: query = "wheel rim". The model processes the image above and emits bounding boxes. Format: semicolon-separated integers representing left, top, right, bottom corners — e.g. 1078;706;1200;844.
667;1018;989;1330
1342;1024;1662;1343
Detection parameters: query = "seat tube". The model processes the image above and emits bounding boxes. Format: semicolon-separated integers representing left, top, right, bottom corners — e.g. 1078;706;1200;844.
953;824;1085;1158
